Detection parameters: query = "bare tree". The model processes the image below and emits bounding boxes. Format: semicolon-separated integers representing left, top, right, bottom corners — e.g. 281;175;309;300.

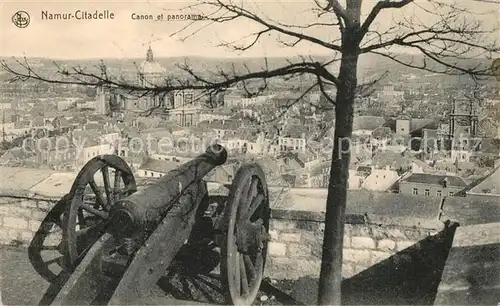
1;0;499;304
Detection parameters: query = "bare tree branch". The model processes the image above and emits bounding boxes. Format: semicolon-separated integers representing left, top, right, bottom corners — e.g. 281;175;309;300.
358;0;414;40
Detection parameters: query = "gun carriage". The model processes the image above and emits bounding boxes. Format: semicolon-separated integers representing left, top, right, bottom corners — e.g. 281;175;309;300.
28;145;271;305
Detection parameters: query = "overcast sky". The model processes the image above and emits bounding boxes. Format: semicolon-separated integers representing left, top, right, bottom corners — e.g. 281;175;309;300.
1;0;498;59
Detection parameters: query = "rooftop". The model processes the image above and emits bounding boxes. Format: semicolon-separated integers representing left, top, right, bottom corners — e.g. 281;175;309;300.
352;116;386;131
0;163;499;227
466;166;500;196
402;173;468;188
138;158;179;173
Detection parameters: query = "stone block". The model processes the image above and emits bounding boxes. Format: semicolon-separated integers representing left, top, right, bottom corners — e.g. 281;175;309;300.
31;210;48;221
383;227;408;239
269;229;280;241
287;243;311;257
351;236;376;249
296;220;322;231
46;232;62;246
396;240;415;251
270;220;296;230
29;220;42;232
404;228;427;241
350;225;373;237
342;263;356;279
37;201;54;211
370;251;392;265
343;248;372;264
0;206;10;215
343;234;351;248
344;224;354;235
20;200;37;209
377;239;396;251
309;240;323;259
281;232;301;242
265;257;320;280
3;217;28;229
8;229;20;240
363;226;385;239
268;242;287;257
21;231;33;242
11;207;32;218
0;230;10;243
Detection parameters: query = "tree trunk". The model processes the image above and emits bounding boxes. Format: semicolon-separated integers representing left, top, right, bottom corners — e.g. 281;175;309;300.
317;37;359;304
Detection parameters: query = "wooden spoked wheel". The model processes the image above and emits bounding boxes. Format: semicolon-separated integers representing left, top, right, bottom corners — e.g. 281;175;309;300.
62;155;136;271
221;164;271;305
28;194;70;283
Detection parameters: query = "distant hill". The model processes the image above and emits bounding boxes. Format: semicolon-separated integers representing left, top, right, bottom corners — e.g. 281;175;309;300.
0;52;493;85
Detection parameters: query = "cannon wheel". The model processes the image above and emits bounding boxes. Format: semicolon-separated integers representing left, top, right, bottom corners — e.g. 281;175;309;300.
28;194;70;283
220;164;270;305
62;155;137;271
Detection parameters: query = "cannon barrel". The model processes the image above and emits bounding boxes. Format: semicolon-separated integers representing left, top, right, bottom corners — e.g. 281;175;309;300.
108;144;227;238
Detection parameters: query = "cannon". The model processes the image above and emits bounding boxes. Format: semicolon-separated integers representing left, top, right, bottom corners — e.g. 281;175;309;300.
28;144;271;305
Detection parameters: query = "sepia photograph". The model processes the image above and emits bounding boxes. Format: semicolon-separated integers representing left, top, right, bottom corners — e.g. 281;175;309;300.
0;0;499;305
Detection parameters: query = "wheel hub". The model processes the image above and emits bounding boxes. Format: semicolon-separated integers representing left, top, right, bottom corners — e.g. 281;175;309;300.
235;219;269;255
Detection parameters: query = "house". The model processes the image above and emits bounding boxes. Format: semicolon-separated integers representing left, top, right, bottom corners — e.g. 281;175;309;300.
352;116;386;137
362;167;400;191
277;151;305;171
73;131;117;166
411;160;434;174
372;150;415;174
197;119;239;139
11;121;31;136
205;163;236;183
137;158;179;178
473;138;500;159
371;126;393;149
278;124;309;153
348;168;367;190
349;144;373;168
398;173;468;197
23;136;78;169
0;147;37;166
464;165;500;200
393;117;437;136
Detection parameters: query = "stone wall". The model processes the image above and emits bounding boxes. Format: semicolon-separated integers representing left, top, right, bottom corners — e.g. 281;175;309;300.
0;194;445;280
0;195;56;246
0;192;457;305
265;209;445;281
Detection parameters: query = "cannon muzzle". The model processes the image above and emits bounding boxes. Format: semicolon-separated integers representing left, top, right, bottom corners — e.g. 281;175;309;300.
108;144;227;238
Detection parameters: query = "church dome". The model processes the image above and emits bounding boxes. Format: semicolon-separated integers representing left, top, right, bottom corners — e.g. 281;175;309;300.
139;46;166;75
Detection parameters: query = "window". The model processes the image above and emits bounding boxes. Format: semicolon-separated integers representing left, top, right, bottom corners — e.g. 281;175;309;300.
151;172;154;177
436;190;442;197
424;189;430;196
185;93;193;104
448;191;454;196
412;188;418;195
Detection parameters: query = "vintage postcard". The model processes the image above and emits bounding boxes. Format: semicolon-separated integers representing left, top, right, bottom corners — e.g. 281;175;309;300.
1;0;499;305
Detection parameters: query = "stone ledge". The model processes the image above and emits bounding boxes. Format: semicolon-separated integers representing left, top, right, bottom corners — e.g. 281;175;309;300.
271;209;445;230
271;209;365;224
0;189;62;202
